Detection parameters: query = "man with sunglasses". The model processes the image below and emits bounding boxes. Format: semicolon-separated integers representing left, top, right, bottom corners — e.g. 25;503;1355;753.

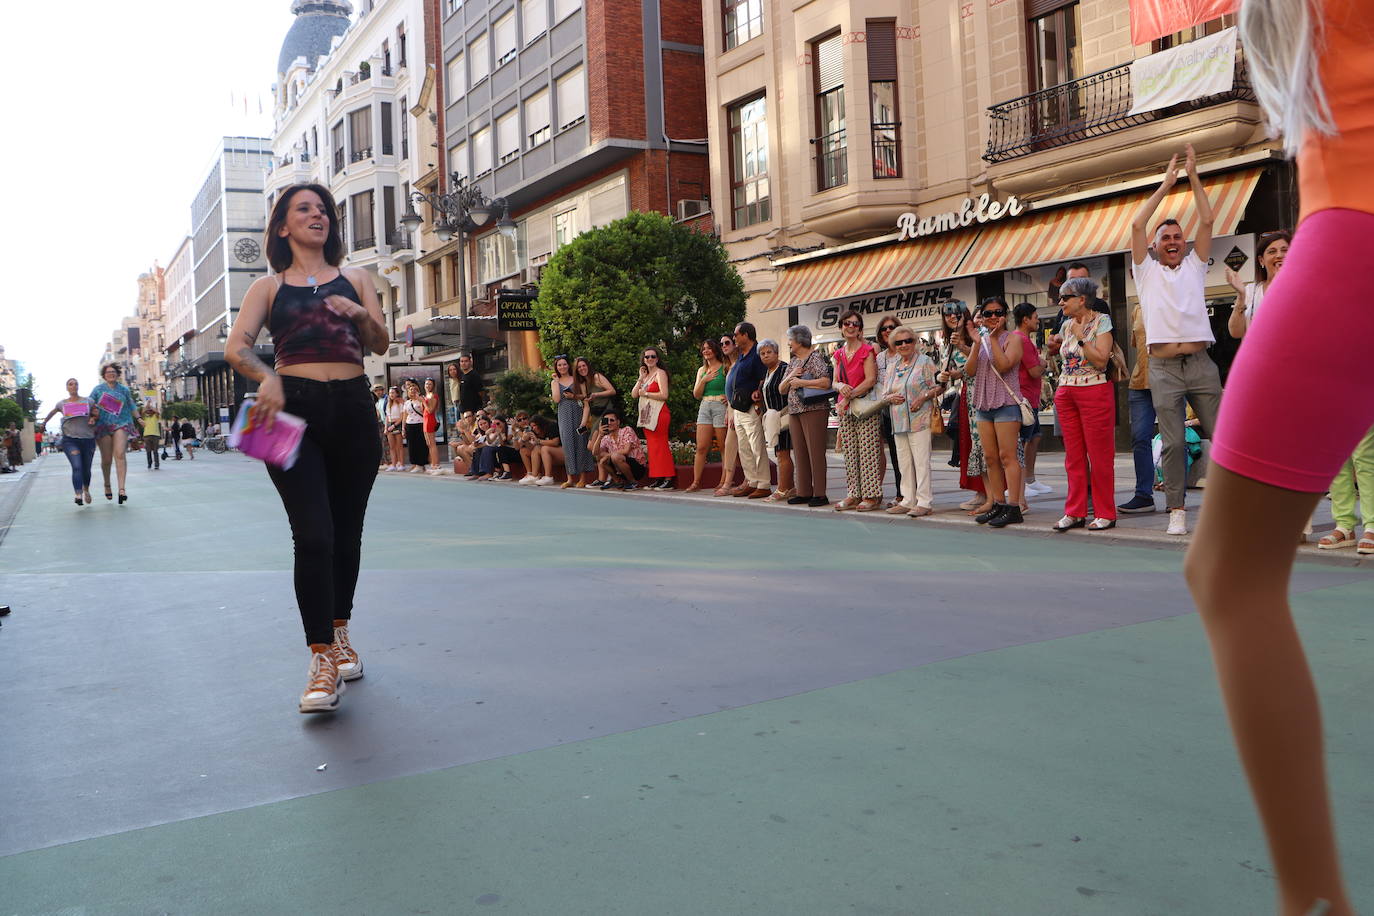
725;321;772;498
594;411;647;490
1130;144;1219;536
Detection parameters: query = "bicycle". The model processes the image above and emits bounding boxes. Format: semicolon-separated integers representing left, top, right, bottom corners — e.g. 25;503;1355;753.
204;436;228;454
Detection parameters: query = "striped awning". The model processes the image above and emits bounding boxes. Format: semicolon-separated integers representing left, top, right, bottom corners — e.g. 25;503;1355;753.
763;228;977;311
958;167;1262;275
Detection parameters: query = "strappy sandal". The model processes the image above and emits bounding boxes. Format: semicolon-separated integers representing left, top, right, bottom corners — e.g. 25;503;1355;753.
1053;516;1086;532
1358;531;1374;555
684;482;701;492
833;497;861;511
766;488;793;502
855;499;882;512
1317;527;1356;550
958;497;981;511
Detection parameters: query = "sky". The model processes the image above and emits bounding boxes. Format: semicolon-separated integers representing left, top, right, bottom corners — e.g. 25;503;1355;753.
0;0;303;413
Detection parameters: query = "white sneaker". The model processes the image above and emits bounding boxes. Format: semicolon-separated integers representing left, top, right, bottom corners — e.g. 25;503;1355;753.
1026;481;1052;496
299;650;345;714
331;625;364;681
537;476;554;486
409;466;423;473
1166;509;1188;536
518;475;535;485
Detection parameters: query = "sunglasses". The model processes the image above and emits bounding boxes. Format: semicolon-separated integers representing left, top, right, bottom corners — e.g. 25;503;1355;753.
1057;294;1080;302
841;320;862;328
893;338;916;346
980;309;1007;318
643;354;658;360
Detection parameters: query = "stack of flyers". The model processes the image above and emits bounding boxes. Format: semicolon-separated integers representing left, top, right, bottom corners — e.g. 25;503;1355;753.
229;401;307;470
96;392;123;414
61;401;90;417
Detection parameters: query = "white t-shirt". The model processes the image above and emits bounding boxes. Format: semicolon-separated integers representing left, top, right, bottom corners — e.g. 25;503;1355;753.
1244;280;1267;321
1132;251;1214;345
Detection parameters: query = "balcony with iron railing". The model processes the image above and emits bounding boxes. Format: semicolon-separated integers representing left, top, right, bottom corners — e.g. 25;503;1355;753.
813;128;848;191
982;50;1261;194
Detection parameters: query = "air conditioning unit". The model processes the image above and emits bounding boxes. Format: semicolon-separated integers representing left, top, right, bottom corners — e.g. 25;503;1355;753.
470;284;485;302
676;199;709;221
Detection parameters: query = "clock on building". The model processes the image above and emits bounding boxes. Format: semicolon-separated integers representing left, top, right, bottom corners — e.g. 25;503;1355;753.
234;238;261;264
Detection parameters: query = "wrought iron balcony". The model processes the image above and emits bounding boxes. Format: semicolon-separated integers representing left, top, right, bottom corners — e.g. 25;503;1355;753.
983;54;1255;163
812;128;847;191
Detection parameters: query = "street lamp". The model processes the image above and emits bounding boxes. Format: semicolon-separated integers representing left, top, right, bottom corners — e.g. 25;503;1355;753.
400;174;516;351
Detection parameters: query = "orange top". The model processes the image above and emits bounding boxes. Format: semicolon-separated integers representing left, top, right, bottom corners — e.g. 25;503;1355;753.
1298;0;1374;222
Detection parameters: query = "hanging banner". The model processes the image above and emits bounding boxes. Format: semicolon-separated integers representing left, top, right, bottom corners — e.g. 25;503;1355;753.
1129;27;1238;115
1129;0;1237;47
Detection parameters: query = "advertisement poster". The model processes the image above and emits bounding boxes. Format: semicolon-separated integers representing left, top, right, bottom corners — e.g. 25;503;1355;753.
388;364;446;439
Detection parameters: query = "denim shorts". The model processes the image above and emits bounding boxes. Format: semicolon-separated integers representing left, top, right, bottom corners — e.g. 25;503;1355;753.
1019;414;1042;441
976;404;1023;424
696;398;727;427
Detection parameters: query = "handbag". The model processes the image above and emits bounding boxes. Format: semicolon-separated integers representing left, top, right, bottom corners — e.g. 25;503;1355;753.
838;348;884;419
800;386;837;406
987;339;1037;427
929;402;945;435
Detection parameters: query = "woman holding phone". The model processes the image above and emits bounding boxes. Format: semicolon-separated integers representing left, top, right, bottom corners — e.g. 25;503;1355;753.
225;182;388;714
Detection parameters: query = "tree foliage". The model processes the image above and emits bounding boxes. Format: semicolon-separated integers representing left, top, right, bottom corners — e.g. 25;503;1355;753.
163;400;208;421
0;398;22;428
531;210;746;434
489;367;552;418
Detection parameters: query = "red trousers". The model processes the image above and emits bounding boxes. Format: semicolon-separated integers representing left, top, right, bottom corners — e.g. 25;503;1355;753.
1054;382;1116;520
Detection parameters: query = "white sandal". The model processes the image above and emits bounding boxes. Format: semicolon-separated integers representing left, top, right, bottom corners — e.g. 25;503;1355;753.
1317;527;1356;550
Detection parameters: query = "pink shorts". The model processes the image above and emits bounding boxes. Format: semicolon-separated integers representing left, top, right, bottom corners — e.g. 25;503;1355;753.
1211;208;1374;492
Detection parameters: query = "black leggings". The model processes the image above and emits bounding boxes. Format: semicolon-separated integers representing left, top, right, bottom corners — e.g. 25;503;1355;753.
266;376;382;646
405;423;428;466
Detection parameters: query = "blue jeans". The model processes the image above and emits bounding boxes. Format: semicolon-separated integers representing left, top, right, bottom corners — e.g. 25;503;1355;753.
63;436;96;493
1128;388;1156;500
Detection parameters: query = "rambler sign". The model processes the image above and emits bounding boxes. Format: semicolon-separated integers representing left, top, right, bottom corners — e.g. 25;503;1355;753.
896;193;1025;241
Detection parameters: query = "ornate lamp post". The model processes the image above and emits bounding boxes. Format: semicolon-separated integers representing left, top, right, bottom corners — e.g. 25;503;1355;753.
399;174;517;352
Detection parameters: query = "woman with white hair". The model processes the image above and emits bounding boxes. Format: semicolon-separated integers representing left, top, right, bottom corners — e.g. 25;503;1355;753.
1051;277;1116;532
758;338;795;501
779;324;832;507
1185;2;1373;911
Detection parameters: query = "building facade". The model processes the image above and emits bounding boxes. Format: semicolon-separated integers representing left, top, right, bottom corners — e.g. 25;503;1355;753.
702;0;1286;388
163;237;196;402
133;267;167;402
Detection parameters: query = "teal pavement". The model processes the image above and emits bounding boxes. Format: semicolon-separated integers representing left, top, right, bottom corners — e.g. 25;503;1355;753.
1;453;1369;915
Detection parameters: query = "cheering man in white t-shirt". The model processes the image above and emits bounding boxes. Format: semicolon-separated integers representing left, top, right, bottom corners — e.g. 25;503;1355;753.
1130;143;1219;536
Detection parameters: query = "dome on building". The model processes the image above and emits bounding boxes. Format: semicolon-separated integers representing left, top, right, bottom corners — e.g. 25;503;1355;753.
277;0;353;77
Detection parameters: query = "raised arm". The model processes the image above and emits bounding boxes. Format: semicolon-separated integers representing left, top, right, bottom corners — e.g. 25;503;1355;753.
1185;144;1214;263
1132;153;1180;266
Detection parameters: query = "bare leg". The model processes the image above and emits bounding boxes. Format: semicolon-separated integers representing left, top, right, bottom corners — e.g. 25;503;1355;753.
541;446;565;480
96;435;114;492
1185;467;1352;916
777;448;794;493
717;425;739;494
426;431;439;468
975;419;1003;508
1023;434;1040;483
994;421;1024;507
692;423;714;487
111;430;129;493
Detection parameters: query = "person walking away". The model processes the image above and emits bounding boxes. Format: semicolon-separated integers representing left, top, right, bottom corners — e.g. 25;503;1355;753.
1051;278;1117;531
779;324;832;507
1130;144;1219;536
758;340;795;502
89;364;138;503
632;346;674;489
832;310;883;512
964;297;1026;527
1012;304;1049;501
42;377;98;505
687;339;729;492
881;326;939;517
181;418;198;459
225;182;388;714
726;322;770;498
140;406;163;470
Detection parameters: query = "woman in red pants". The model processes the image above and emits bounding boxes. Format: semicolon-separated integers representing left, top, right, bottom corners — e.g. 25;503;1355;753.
1050;276;1116;531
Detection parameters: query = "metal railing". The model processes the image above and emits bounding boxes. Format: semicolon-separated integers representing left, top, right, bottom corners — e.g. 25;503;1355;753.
871;123;900;179
813;128;847;190
983;54;1254;163
350;147;373;163
386;229;410;248
354;235;377;250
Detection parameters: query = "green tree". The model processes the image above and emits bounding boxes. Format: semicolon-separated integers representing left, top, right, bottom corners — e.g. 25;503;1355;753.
489;367;553;418
531;210;746;438
19;373;40;420
163;400;208;422
0;398;22;429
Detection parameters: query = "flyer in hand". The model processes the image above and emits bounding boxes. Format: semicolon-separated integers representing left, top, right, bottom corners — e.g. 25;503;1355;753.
229;401;306;470
97;392;123;414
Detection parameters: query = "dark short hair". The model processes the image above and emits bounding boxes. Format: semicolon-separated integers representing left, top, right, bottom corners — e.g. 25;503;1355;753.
602;410;621;422
837;309;863;330
1067;261;1089;273
1013;302;1039;326
734;322;757;342
1255;230;1293;283
1153;218;1182;236
265;184;344;272
101;363;121;378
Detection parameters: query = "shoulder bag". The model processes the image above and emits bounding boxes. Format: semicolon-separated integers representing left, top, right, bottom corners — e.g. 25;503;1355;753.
838;347;885;419
986;338;1036;427
798;352;838;406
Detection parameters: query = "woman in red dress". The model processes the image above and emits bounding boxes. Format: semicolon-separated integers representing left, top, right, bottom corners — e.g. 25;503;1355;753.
632;346;673;489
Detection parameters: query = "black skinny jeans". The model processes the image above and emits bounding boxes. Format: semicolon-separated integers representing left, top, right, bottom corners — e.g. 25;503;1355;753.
266;376;382;646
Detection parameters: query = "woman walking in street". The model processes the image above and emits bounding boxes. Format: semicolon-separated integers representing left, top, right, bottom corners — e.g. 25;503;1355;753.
43;378;98;506
422;377;441;473
632;346;674;489
552;355;594;488
779;324;832;507
225;182;388;714
1051;278;1116;531
687;338;729;492
964;296;1026;528
1186;3;1373;909
89;364;138;503
140;404;163;471
833;310;883;512
402;380;427;472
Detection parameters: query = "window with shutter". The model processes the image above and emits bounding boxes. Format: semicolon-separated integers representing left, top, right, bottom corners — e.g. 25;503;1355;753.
494;13;517;67
525;88;551;146
866;20;899;179
556;67;585;130
472;126;492;176
469;33;489;85
497;109;520;164
728;94;770;227
812;32;846;190
588;178;628;228
449;141;467;180
522;0;548;42
448;53;465;99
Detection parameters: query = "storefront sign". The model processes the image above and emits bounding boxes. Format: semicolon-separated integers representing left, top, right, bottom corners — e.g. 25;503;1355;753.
1128;27;1237;115
896;194;1024;241
497;288;538;332
799;278;979;337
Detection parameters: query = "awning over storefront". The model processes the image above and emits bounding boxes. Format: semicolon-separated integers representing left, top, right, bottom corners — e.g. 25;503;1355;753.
958;167;1261;275
763;228;977;312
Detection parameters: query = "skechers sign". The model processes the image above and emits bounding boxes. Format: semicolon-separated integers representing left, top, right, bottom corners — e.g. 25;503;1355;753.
805;278;978;333
896;193;1025;241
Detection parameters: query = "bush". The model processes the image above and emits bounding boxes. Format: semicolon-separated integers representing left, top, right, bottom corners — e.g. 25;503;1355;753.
0;398;21;429
163;400;208;421
532;210;746;433
489;366;552;417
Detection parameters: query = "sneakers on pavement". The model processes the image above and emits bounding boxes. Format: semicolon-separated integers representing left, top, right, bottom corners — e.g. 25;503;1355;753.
299;650;345;714
1025;480;1053;497
331;625;364;681
1118;494;1157;514
1166;509;1188;536
536;476;554;486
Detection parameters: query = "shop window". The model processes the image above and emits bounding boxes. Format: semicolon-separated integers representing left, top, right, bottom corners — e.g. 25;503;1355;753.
723;0;763;51
867;19;899;179
728;94;770;228
812;31;846;191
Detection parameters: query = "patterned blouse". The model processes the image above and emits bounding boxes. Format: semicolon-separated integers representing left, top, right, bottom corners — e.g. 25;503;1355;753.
881;354;939;435
786;350;833;415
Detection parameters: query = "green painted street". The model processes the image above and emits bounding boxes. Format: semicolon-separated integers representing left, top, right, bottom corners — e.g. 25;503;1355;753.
1;452;1370;915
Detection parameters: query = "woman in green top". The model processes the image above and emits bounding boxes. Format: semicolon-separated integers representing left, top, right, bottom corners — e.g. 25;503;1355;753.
687;338;729;491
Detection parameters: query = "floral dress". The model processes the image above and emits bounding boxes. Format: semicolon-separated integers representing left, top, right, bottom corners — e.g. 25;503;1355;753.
88;382;139;440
